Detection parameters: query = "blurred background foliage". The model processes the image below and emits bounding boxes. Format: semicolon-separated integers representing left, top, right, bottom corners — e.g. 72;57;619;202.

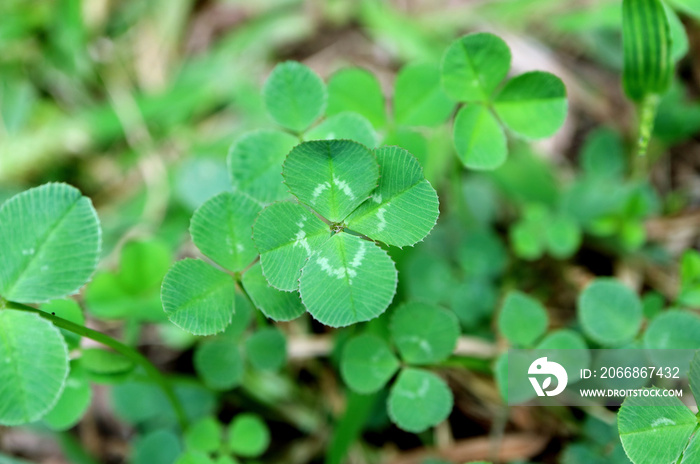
2;0;700;463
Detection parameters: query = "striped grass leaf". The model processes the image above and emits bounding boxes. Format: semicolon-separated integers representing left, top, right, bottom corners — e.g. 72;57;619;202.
622;0;673;102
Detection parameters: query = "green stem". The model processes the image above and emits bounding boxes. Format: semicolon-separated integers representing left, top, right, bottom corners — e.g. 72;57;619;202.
633;93;660;181
3;300;188;431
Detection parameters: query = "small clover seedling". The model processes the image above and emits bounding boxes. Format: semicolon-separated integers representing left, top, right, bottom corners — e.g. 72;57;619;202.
192;298;287;391
340;302;458;432
441;33;568;169
509;204;581;260
179;414;270;463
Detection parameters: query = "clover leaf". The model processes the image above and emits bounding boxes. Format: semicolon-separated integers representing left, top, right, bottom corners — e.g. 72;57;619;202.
340;333;400;394
387;368;453;433
253;139;438;327
498;290;548;347
441;33;568;169
0;183;101;303
618;390;697;464
578;279;643;346
263;61;327;133
0;310;69;426
389;302;459;365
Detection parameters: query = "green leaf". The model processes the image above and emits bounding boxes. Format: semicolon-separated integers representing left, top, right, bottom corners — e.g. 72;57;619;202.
494;351;537;404
340;333;399;394
578;279;642;346
40;299;84;350
451;279;497;330
622;0;672;101
175;451;214;464
536;329;590;382
390;302;459;365
194;339;244;391
510;215;547;261
228;413;270;458
85;271;164;322
440;33;511;102
190;191;261;273
618;390;696;464
185;416;223;453
43;362;91;431
681;432;700;464
0;310;69;425
299;233;397;327
253;202;329;292
225;294;253;340
452;104;507;170
690;350;700;406
387;368;453;433
382;128;428;172
581;128;627;180
498;291;548;347
245;327;286;371
85;239;170;322
493;71;568;139
394;62;454;127
305;112;378;148
161;259;235;336
642;292;665;319
262;61;327;133
133;430;182;464
458;228;508;278
545;214;582;259
111;380;215;427
175;158;231;212
326;67;386;128
241;263;305;321
0;183;101;303
346;146;439;247
669;0;700;19
227;130;298;204
282;140;379;223
665;5;689;62
644;310;700;369
680;250;700;287
213;456;238;464
679;250;700;307
81;348;134;375
119;239;172;294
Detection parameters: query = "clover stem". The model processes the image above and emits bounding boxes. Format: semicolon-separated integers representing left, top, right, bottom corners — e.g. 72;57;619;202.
3;300;189;431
